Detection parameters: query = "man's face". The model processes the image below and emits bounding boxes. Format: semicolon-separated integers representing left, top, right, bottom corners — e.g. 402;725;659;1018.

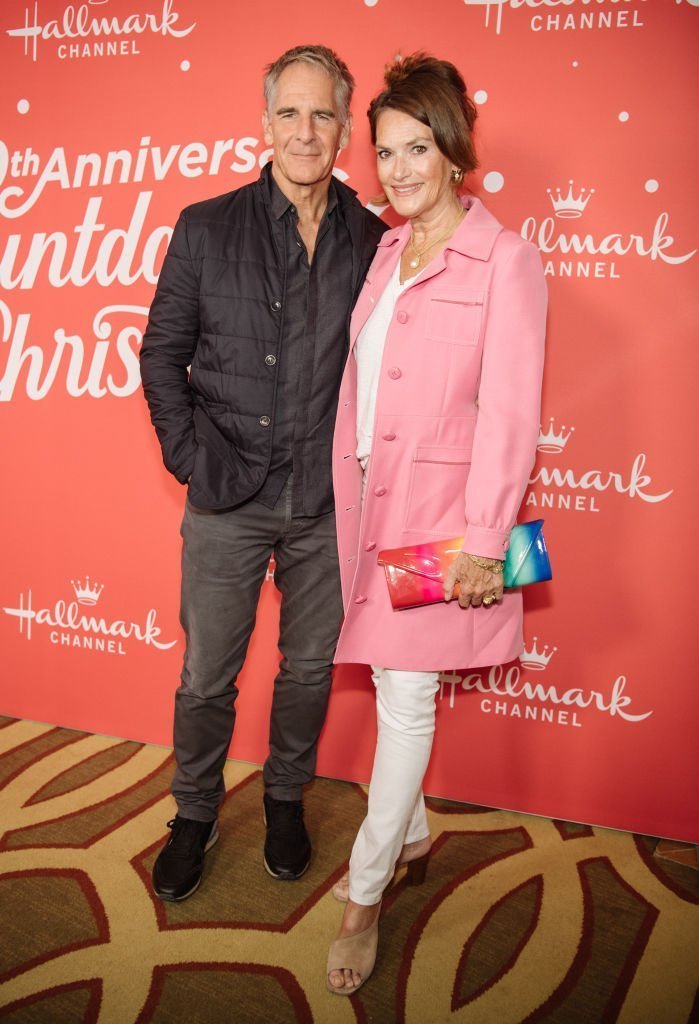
262;62;350;194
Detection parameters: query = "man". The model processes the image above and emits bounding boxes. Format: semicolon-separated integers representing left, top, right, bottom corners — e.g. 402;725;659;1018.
140;45;385;901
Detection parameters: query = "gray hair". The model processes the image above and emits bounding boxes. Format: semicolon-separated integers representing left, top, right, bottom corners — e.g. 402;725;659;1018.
263;45;355;124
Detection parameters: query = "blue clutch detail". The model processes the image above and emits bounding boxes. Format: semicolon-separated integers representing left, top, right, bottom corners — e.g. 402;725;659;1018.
503;519;552;588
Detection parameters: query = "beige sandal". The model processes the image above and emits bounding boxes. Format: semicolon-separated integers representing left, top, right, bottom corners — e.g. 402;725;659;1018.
332;837;431;903
326;910;380;995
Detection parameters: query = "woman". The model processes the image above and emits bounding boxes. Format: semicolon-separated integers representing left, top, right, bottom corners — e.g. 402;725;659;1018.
326;54;547;994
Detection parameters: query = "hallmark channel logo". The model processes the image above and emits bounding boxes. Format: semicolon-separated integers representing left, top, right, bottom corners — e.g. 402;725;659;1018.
71;574;103;604
547;180;594;219
518;636;556;671
526;416;672;514
438;638;652;729
521;182;696;280
2;575;176;655
536;417;574;455
6;0;196;63
464;0;647;37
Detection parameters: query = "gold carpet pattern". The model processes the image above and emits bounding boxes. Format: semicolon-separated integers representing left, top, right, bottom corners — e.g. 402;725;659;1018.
0;717;697;1024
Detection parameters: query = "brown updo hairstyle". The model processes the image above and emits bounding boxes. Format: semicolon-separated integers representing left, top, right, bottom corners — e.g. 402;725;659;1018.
368;53;479;184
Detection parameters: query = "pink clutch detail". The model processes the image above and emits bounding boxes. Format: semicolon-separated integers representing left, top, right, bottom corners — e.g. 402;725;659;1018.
378;537;466;610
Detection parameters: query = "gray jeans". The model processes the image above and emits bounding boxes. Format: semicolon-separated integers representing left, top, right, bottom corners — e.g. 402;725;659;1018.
172;479;344;821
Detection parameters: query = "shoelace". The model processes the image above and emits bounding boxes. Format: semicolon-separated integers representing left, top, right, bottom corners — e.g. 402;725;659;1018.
166;817;210;856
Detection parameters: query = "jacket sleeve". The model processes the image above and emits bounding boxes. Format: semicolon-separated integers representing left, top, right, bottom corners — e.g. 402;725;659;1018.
139;212;200;483
462;240;547;560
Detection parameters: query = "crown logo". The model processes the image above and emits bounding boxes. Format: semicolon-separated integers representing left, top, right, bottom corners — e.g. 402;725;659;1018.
537;417;574;454
519;637;556;671
70;576;104;606
547;181;594;219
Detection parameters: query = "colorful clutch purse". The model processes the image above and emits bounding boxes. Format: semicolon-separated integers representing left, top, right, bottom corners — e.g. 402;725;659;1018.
377;520;552;611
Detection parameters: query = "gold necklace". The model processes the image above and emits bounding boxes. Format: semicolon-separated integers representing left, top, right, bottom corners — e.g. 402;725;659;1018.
408;208;465;270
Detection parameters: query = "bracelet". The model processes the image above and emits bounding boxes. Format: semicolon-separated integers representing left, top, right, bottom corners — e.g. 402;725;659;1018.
466;553;504;574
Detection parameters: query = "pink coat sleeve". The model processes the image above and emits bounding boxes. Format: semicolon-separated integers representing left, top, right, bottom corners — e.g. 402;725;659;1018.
462;239;547;560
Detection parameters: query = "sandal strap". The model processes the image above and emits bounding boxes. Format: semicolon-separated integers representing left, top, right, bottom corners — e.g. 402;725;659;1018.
326;916;380;988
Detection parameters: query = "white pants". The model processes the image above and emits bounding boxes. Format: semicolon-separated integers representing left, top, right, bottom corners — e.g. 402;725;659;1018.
348;666;440;905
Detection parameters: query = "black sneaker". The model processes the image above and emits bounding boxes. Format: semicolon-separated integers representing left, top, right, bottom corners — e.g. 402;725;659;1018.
263;794;311;880
151;815;218;901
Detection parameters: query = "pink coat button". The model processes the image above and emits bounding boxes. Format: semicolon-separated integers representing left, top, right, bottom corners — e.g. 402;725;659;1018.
382;431;396;441
354;594;368;604
365;541;376;551
374;486;387;497
388;367;402;380
397;310;408;324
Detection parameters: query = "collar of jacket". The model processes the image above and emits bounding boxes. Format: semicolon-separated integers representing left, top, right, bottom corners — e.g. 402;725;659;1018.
256;161;373;297
256;160;361;212
374;195;503;264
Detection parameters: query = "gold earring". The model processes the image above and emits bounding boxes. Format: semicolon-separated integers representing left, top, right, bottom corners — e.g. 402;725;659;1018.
451;168;464;183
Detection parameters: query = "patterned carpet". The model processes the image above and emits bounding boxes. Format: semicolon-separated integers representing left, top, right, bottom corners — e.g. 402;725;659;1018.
0;717;697;1024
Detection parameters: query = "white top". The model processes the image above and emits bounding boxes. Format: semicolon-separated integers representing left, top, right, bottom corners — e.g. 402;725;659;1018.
355;261;411;467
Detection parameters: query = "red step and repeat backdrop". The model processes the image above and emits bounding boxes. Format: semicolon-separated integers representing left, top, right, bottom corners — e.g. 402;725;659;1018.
1;0;697;842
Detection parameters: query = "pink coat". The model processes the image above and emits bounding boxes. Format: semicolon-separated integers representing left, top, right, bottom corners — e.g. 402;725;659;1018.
332;196;547;671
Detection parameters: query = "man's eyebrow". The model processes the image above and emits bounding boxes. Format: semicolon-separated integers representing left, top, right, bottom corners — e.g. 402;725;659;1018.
274;106;336;118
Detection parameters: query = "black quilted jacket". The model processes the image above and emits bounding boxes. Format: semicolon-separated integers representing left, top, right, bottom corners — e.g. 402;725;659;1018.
140;164;385;510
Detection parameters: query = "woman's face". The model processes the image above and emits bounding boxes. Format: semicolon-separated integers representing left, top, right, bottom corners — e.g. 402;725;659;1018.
375;108;455;223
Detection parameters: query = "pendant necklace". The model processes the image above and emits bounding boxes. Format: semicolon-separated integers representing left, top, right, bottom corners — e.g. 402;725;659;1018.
408;208;465;269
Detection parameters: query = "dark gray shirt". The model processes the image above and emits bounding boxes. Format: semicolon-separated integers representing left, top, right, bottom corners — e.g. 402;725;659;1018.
255;172;353;516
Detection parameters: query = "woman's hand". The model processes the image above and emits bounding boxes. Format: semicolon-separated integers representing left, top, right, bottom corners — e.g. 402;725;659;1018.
443;552;504;608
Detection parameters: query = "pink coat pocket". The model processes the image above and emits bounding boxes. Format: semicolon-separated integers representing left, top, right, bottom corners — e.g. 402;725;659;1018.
426;290;484;345
404;446;472;534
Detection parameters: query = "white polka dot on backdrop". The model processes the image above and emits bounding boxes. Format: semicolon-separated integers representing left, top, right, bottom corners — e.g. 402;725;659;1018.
483;171;505;193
